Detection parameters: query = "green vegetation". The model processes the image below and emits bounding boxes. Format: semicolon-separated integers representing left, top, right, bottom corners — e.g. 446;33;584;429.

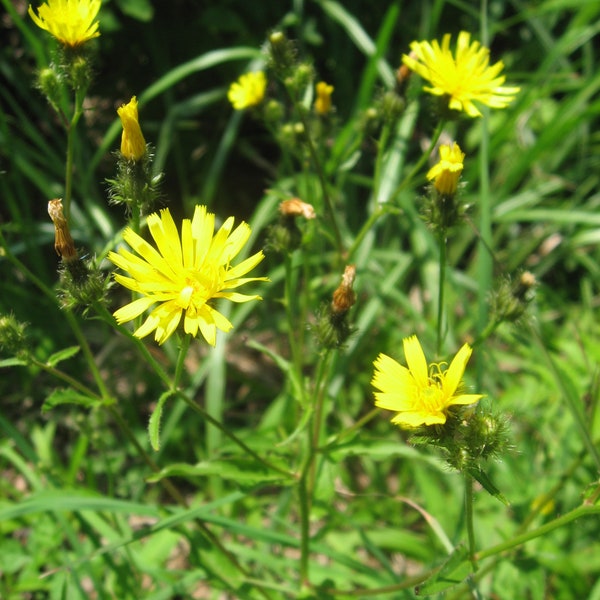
1;1;599;598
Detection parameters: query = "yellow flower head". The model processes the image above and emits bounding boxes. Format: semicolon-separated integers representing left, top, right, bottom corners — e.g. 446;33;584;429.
228;71;267;110
117;96;146;161
109;206;267;346
402;31;520;118
28;0;101;48
314;81;334;115
426;142;465;196
372;335;483;428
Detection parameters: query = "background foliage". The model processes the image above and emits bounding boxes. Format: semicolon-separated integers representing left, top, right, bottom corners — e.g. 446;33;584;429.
1;0;600;598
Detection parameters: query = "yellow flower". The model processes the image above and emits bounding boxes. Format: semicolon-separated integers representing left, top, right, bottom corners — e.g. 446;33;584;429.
28;0;101;48
402;31;520;117
314;81;334;115
109;206;267;346
117;96;146;161
228;72;267;110
372;335;483;428
426;142;465;195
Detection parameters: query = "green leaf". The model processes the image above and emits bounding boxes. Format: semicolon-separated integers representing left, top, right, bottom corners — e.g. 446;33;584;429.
147;459;292;486
467;467;509;506
115;0;154;21
42;389;99;412
0;357;28;368
148;390;174;451
416;545;472;596
46;345;80;367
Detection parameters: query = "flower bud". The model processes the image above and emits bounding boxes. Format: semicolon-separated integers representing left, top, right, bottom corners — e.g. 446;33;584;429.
268;31;297;77
37;67;63;113
118;96;146;161
0;314;30;358
314;82;334;116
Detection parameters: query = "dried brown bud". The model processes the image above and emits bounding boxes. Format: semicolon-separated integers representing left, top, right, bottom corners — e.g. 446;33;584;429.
48;199;77;261
279;198;316;220
331;265;356;316
397;51;417;85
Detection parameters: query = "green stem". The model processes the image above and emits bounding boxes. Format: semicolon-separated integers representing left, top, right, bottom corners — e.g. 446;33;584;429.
176;390;294;479
65;310;110;399
107;405;188;506
437;228;447;357
173;333;191;390
298;470;310;585
347;205;391;260
476;505;600;562
94;303;172;388
464;474;478;571
296;110;344;257
325;408;381;447
392;120;445;201
64;86;85;222
30;358;102;400
283;253;305;404
308;350;332;493
476;0;492;380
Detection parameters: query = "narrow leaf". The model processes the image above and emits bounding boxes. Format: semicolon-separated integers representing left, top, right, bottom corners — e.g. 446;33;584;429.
43;389;99;412
47;345;80;367
468;467;509;506
148;390;174;451
0;358;28;368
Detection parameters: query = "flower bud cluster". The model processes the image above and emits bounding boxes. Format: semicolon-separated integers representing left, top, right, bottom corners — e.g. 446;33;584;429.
490;271;537;324
409;408;511;474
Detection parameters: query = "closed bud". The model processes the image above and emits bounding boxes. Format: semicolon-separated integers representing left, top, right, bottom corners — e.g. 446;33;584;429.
380;89;405;124
37;67;62;113
0;314;30;358
490;271;536;324
268;31;297;78
264;99;285;124
67;53;92;91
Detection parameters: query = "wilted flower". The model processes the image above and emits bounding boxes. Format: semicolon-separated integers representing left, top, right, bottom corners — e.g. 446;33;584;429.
228;72;267;110
28;0;101;48
372;335;483;428
109;206;266;346
402;31;519;117
279;198;316;220
48;198;77;261
331;265;356;317
117;96;146;161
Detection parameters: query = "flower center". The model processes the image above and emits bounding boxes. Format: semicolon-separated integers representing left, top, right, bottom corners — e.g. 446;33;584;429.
176;267;223;311
416;384;445;414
